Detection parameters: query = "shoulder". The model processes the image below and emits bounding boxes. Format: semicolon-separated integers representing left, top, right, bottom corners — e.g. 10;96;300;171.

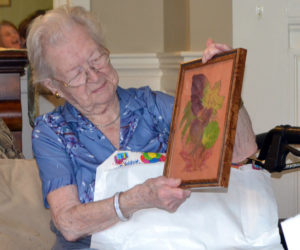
118;86;174;107
32;104;75;143
33;103;78;129
34;106;64;126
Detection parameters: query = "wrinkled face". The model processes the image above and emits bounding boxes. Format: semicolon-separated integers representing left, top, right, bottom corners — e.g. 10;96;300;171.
44;24;119;115
0;25;21;49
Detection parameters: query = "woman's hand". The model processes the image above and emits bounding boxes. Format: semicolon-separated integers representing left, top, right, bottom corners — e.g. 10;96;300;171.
202;38;232;64
47;176;191;241
124;176;191;214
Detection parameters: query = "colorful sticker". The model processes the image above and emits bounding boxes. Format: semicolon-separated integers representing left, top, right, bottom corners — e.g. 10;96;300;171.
141;152;165;163
114;152;129;165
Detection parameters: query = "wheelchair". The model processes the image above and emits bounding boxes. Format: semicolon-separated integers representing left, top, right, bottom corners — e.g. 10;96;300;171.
253;125;300;250
254;125;300;173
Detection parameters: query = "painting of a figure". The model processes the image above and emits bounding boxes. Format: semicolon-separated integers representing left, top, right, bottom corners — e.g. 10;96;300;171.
164;49;247;189
180;73;224;172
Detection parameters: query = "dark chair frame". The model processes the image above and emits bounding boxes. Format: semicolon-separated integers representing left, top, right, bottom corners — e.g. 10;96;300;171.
254;124;300;250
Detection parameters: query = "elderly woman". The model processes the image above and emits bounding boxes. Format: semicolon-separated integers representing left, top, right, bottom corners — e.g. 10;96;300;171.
0;20;21;49
27;6;257;249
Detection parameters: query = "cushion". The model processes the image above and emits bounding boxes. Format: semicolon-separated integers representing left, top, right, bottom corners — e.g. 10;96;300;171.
0;159;55;249
0;118;23;159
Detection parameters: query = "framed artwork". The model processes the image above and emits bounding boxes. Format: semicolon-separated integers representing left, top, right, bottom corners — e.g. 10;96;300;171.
164;48;247;189
0;0;10;7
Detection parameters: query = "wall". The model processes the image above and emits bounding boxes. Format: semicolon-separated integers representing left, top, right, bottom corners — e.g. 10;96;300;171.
163;0;189;52
233;0;300;219
90;0;232;53
91;0;165;53
189;0;232;50
0;0;52;27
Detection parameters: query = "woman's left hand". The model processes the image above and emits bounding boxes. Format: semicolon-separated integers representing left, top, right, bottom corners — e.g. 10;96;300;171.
202;38;232;64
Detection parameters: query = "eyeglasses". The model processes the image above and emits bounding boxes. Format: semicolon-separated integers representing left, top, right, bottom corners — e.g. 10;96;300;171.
52;49;110;88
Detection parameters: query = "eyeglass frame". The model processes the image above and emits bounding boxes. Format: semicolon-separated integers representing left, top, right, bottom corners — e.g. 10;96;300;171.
51;47;111;88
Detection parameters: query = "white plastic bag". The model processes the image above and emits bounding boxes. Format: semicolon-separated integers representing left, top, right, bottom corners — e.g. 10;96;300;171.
91;151;283;250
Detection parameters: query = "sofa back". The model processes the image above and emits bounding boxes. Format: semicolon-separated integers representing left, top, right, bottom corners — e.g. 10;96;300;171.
0;159;55;249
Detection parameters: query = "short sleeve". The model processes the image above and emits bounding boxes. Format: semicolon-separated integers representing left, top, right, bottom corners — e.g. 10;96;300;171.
32;121;76;208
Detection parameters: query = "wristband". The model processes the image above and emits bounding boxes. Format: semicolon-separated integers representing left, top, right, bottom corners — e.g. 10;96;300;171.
114;192;130;222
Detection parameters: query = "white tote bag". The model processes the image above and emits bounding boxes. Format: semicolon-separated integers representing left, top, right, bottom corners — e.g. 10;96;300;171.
91;151;283;250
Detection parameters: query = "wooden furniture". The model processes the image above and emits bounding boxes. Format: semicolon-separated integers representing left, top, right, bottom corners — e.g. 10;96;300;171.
0;49;28;151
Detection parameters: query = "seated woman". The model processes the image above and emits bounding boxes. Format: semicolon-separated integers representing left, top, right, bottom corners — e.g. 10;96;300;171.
0;20;21;49
27;6;258;249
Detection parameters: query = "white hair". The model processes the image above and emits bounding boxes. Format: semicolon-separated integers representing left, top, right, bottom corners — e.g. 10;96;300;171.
26;5;105;84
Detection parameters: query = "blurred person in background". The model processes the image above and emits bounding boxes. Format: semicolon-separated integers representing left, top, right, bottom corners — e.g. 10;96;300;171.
0;20;21;49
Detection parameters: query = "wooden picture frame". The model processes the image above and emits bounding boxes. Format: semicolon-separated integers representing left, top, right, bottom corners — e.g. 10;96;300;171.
0;0;10;7
164;48;247;189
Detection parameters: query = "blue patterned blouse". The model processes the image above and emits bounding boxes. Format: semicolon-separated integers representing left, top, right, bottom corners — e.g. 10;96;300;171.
32;86;174;208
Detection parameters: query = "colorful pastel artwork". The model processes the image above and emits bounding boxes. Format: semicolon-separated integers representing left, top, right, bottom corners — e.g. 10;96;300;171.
164;49;247;189
179;74;224;172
